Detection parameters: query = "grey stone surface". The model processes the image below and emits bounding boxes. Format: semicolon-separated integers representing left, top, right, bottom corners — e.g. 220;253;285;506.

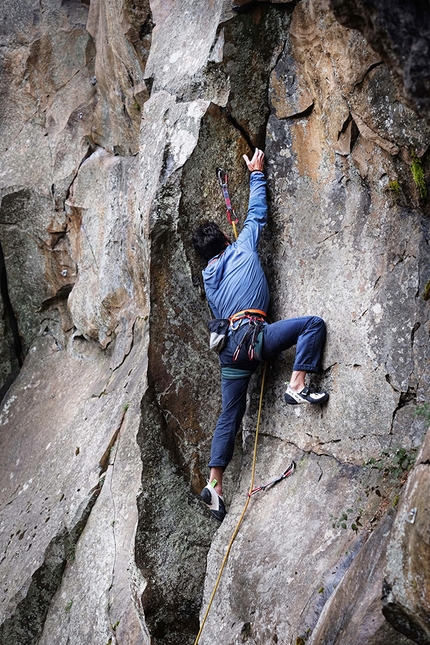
383;428;430;644
0;322;148;644
0;0;429;643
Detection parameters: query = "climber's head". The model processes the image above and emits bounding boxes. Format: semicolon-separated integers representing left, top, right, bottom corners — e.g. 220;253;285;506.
192;221;231;262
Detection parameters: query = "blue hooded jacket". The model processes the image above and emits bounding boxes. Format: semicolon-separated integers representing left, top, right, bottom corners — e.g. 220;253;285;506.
202;172;270;318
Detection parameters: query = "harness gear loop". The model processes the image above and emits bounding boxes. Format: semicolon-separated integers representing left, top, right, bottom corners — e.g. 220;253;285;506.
217;167;239;240
232;318;264;361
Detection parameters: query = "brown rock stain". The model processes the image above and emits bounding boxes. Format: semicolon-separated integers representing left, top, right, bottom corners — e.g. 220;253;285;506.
290;112;323;181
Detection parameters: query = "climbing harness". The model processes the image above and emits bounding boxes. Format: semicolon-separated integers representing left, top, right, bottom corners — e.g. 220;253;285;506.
217;167;239;240
207;310;267;355
229;308;267;324
193;362;296;645
229;309;267;362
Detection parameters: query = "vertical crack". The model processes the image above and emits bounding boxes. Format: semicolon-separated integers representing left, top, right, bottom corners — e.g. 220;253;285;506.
103;406;129;638
0;241;23;366
0;240;24;401
0;481;103;645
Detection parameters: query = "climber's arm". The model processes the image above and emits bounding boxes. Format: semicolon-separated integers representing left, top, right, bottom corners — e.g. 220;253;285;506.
237;148;267;250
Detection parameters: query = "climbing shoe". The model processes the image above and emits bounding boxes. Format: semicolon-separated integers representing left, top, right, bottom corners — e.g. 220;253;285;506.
284;384;329;405
200;479;226;522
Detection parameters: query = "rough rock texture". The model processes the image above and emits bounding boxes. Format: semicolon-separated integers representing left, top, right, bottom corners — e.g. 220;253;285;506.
328;0;430;123
383;428;430;644
0;0;429;644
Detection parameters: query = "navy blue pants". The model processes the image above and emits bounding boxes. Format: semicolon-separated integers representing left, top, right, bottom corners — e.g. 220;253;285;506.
208;316;326;469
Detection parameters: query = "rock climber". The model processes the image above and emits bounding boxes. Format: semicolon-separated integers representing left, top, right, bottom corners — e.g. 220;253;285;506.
192;148;328;521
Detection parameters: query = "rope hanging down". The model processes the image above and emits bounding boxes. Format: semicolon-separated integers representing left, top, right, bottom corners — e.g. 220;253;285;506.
194;361;296;645
217;167;239;240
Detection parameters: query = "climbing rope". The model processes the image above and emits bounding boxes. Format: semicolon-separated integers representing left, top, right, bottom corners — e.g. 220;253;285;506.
193;362;267;645
194;375;296;645
217;167;239;240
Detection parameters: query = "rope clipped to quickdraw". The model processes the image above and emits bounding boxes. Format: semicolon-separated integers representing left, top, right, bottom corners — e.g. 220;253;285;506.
193;366;296;645
217;167;239;240
248;461;296;497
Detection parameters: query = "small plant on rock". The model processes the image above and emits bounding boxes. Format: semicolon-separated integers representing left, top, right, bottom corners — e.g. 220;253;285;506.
415;402;430;422
330;508;363;533
364;445;417;483
410;150;427;199
387;180;401;196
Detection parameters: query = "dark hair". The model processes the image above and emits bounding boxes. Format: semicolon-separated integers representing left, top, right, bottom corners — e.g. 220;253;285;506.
192;221;229;261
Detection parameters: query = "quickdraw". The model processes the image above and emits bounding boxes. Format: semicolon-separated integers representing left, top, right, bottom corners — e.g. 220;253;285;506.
248;461;296;497
217;167;239;240
232;316;265;362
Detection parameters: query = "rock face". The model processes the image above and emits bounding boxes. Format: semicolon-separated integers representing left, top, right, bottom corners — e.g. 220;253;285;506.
383;429;430;644
0;1;429;644
328;0;430;123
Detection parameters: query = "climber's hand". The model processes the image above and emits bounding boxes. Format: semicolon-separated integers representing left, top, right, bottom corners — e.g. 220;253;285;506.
243;148;265;173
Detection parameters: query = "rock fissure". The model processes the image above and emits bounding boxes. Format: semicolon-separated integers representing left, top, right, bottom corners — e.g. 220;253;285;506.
99;410;128;476
0;242;23;375
317;229;341;244
0;480;104;645
1;0;430;643
106;435;121;634
351;60;384;90
225;110;256;150
40;325;64;351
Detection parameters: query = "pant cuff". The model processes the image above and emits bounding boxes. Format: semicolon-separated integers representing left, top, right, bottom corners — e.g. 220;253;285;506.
208;460;227;469
293;362;320;373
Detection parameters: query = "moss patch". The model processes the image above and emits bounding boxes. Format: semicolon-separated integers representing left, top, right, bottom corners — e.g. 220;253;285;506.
410;151;427;199
387;180;400;196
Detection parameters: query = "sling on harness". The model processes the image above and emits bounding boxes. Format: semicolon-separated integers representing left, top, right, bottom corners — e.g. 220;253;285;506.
217;167;239;240
232;316;265;362
229;309;267;362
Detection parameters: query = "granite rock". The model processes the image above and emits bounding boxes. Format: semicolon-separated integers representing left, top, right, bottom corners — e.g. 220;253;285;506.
0;0;429;643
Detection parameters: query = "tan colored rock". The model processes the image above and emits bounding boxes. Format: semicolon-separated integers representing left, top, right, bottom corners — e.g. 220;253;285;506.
290;111;324;181
86;0;151;155
328;0;430;122
65;148;146;367
0;0;430;644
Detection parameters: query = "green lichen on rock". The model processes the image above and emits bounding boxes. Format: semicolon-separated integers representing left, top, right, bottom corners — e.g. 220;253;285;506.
422;279;430;301
387;180;400;196
410;151;427;199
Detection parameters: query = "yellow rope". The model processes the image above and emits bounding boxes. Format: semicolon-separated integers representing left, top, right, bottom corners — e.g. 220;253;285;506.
232;220;238;241
193;362;267;645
